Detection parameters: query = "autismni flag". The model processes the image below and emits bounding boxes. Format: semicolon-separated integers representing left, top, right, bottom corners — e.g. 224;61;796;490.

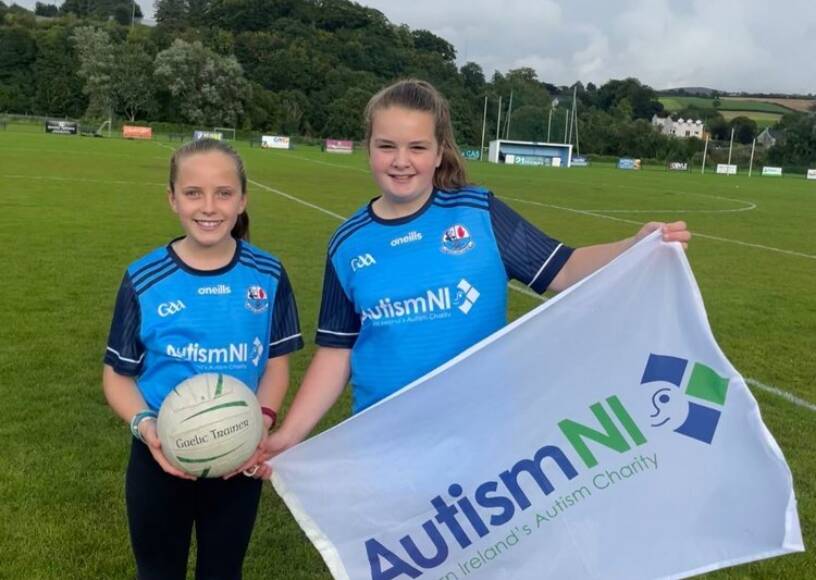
270;232;804;580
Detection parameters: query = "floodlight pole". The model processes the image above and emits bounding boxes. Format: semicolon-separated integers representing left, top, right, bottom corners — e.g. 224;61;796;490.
131;0;136;29
496;96;502;144
727;127;735;172
701;135;709;175
480;95;487;161
505;90;514;139
547;108;553;142
748;138;756;177
563;109;569;143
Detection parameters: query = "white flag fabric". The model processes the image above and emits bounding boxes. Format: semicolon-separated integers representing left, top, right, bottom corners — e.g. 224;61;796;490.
270;233;804;580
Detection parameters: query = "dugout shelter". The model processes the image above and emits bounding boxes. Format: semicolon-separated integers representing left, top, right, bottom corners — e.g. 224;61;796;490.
488;139;573;167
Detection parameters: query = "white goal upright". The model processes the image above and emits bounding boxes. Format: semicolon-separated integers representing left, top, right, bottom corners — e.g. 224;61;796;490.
213;127;236;141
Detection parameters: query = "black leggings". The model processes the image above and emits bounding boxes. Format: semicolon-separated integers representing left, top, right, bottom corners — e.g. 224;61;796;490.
125;438;263;580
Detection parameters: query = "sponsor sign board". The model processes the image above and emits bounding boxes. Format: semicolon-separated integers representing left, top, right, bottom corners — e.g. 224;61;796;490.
668;162;688;171
193;130;223;141
716;164;738;175
618;158;641;170
571;156;589;167
325;139;353;154
807;169;816;180
45;119;78;135
461;148;481;160
123;126;152;140
262;135;291;149
761;166;783;176
506;155;547;166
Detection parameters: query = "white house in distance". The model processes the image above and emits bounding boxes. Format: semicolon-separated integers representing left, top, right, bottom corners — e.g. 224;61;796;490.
652;115;704;138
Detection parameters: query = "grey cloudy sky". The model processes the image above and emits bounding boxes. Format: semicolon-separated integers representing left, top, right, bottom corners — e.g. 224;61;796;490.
17;0;816;94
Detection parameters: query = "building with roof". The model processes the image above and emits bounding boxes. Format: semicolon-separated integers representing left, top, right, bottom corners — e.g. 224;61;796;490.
651;115;704;139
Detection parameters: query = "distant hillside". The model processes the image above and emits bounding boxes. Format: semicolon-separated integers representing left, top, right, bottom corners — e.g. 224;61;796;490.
657;96;805;129
661;87;720;96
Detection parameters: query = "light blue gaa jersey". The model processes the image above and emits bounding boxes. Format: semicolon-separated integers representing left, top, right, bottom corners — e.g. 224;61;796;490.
317;187;573;413
105;239;304;411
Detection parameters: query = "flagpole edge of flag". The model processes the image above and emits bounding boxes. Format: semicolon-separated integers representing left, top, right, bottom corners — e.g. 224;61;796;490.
269;471;351;580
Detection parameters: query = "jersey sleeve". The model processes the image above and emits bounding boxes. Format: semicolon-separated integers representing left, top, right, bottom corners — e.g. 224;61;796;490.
268;266;305;358
489;194;574;293
315;256;359;348
104;272;145;376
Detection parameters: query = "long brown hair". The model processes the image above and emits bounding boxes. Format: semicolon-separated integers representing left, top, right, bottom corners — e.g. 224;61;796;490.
364;79;469;191
168;138;250;240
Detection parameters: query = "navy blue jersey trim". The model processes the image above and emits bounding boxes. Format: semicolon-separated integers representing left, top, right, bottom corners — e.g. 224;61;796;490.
434;195;490;207
329;217;374;258
135;266;180;295
529;245;574;294
432;201;490;211
131;256;173;288
239;250;282;276
366;190;436;226
268;334;305;358
315;330;357;349
133;261;176;293
328;211;371;249
436;191;489;203
131;255;172;279
241;249;281;269
166;237;242;276
238;260;282;278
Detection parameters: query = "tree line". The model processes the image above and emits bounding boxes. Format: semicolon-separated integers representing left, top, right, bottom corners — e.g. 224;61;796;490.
1;0;813;167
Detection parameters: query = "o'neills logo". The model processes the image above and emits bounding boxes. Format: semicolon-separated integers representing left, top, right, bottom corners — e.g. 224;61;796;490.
198;284;231;295
175;419;250;448
391;231;423;247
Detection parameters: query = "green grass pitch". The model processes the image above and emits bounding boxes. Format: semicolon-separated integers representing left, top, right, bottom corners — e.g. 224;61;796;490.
0;125;813;579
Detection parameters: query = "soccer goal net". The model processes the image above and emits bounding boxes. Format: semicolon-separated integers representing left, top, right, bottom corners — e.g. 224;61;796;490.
213;127;236;141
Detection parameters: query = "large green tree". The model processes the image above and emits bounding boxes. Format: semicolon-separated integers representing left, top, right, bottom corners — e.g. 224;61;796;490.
113;40;154;121
71;26;116;119
0;26;37;112
33;25;87;117
153;39;249;126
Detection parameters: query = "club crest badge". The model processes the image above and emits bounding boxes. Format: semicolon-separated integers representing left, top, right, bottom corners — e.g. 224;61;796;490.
441;224;475;255
245;285;269;314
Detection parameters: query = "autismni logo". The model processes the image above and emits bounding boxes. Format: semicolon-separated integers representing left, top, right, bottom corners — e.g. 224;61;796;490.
454;279;480;314
641;353;730;444
361;279;480;324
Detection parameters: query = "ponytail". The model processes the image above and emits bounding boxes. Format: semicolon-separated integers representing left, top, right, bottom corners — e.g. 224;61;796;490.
231;211;250;242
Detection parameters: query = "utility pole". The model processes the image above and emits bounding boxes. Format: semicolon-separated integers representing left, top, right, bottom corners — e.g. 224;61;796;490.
505;90;514;139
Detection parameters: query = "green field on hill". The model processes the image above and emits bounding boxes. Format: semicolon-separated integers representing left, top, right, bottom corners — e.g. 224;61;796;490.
0;126;813;579
659;96;793;114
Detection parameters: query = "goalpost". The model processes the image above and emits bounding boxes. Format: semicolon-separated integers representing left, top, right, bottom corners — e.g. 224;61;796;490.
213;127;236;141
96;118;111;137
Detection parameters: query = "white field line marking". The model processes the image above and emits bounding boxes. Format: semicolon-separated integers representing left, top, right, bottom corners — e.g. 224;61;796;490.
505;196;816;260
1;174;164;187
248;179;346;221
244;171;816;413
746;379;816;413
284;153;370;174
581;192;757;213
